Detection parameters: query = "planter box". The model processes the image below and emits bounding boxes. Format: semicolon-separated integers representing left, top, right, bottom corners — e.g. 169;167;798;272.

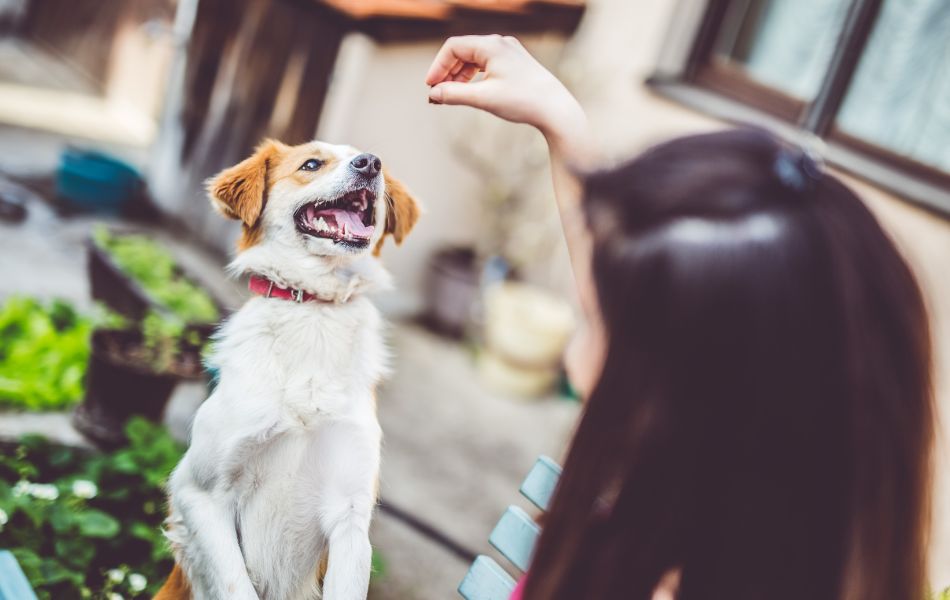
87;236;223;339
88;241;154;321
73;328;204;447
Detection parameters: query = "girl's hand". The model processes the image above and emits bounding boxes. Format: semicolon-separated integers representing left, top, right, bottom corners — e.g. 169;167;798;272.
425;35;589;158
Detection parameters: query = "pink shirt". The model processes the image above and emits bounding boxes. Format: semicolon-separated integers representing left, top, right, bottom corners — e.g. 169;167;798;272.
508;572;679;599
510;577;526;600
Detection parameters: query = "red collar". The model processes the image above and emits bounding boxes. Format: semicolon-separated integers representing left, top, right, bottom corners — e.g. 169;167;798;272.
248;275;329;303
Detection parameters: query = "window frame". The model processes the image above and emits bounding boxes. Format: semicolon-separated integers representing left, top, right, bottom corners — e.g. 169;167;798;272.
649;0;950;216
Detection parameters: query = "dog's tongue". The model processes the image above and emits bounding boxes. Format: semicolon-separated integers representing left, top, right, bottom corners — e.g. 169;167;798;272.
320;208;374;239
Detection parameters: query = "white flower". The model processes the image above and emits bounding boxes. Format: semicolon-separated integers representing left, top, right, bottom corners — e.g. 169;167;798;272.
71;479;98;499
108;593;124;600
0;508;8;530
128;573;147;593
107;569;125;583
13;481;60;501
12;480;30;497
28;483;58;501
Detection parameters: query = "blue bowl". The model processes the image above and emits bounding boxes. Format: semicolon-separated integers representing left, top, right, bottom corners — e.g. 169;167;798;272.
56;149;142;212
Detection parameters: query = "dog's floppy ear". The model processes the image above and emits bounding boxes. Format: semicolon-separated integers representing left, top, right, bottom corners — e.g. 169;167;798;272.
207;139;285;227
374;171;421;256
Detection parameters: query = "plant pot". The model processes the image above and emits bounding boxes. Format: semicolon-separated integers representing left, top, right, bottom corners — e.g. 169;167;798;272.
56;148;142;213
422;246;482;337
73;329;203;447
480;282;575;398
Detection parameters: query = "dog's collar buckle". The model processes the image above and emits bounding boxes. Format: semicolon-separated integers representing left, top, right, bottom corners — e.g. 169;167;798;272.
292;288;305;303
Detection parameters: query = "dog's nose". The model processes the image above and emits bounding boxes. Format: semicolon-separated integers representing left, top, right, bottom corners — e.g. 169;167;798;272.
350;153;381;178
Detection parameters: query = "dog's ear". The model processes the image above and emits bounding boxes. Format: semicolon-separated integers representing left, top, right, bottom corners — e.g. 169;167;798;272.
374;171;421;256
207;139;285;227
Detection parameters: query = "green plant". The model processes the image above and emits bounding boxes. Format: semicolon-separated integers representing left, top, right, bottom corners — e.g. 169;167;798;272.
140;312;199;374
93;228;219;324
0;418;184;599
0;297;92;411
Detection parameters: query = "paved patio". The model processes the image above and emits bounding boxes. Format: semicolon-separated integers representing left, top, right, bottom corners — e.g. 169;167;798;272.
0;171;580;599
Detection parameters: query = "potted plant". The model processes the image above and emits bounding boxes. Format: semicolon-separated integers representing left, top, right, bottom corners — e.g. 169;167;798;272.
73;313;205;448
75;229;221;445
88;227;222;338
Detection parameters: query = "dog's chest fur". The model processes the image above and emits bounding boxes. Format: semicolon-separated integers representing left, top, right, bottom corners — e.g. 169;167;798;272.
213;296;388;420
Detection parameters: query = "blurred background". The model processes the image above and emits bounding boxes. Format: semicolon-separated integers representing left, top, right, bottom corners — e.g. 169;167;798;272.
0;0;947;598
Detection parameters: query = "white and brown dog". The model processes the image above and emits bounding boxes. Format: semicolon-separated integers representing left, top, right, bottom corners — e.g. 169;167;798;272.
155;139;420;600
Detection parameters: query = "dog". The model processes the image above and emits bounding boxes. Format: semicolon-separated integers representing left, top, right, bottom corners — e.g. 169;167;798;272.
155;139;420;600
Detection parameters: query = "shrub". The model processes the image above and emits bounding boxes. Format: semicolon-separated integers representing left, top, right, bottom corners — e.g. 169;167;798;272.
0;418;183;599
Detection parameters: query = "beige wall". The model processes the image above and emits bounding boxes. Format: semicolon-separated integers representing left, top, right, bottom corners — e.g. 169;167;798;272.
321;0;950;586
318;32;573;315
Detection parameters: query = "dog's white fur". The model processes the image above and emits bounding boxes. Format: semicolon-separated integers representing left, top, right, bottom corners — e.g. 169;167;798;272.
164;140;414;600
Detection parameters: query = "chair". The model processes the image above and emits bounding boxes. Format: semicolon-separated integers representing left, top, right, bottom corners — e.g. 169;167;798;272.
0;550;37;600
458;456;562;600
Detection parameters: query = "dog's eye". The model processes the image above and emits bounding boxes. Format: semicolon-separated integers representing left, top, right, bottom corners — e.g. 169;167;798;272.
299;159;323;171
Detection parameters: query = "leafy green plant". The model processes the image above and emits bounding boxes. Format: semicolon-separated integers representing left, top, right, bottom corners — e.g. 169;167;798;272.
0;297;92;411
93;228;219;323
0;418;184;599
140;312;202;374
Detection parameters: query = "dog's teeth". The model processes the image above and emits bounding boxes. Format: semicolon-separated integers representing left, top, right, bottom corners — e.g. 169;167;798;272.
315;217;329;232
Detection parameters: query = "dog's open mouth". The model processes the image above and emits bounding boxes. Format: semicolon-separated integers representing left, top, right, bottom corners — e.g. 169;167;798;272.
295;189;376;246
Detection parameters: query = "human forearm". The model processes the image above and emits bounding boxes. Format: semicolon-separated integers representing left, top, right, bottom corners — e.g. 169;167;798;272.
425;35;597;276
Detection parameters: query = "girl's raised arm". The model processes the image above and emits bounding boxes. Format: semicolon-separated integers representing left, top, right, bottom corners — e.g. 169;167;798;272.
425;35;596;276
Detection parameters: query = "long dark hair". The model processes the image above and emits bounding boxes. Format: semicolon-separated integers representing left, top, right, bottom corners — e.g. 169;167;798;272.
525;129;933;600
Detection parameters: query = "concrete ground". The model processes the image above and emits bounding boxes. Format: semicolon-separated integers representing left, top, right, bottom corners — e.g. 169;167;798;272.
0;171;580;599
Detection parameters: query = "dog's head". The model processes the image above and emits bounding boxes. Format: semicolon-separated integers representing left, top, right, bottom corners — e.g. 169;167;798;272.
208;139;420;258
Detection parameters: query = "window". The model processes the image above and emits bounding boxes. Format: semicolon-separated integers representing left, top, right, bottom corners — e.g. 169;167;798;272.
835;0;950;180
658;0;950;212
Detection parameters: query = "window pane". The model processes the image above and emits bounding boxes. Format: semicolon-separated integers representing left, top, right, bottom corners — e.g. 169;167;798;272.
837;0;950;173
713;0;851;100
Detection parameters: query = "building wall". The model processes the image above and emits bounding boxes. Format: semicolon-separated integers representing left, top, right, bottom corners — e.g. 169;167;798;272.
318;0;950;587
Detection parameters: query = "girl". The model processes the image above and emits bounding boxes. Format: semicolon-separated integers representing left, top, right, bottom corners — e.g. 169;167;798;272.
426;36;934;600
